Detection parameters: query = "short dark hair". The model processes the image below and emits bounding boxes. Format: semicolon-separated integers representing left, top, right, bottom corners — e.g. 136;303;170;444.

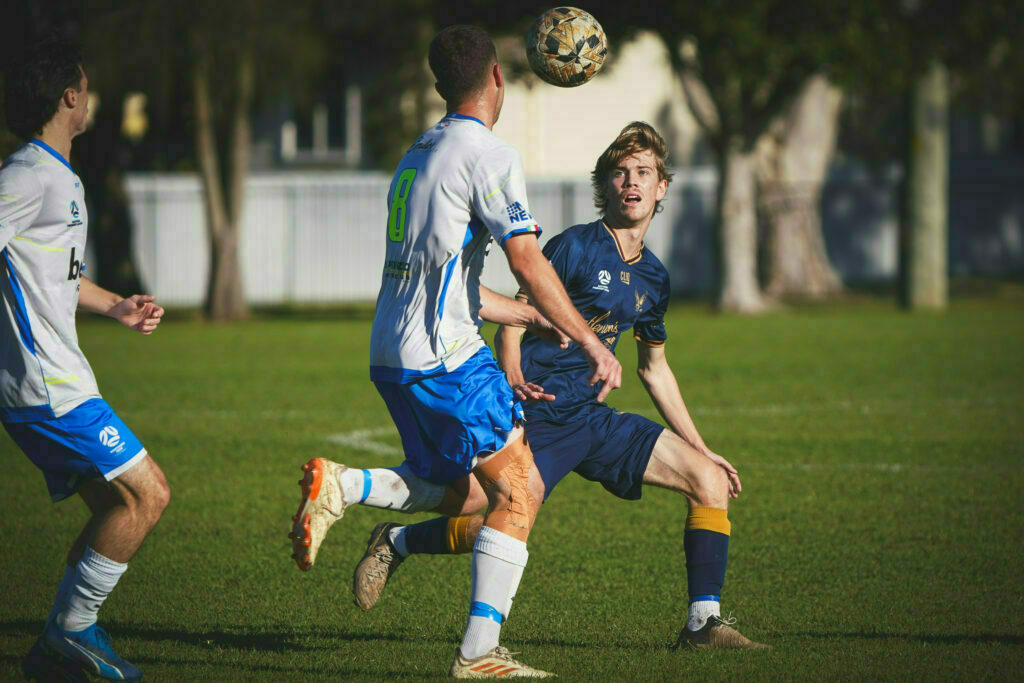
592;121;674;215
4;39;83;141
428;25;496;106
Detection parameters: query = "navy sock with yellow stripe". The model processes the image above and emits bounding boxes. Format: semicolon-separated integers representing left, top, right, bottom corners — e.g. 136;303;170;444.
400;515;478;555
684;506;730;627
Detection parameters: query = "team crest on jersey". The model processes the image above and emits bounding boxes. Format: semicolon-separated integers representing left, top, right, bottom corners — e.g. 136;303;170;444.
635;290;648;312
593;269;611;292
620;271;630;285
68;200;83;227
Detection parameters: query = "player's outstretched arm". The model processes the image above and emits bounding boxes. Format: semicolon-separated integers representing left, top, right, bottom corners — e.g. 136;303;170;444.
503;235;622;401
78;277;165;335
478;285;569;346
494;321;555;403
637;342;741;497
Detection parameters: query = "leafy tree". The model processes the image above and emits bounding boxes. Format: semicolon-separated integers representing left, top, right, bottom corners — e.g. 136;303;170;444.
841;0;1023;310
83;1;326;320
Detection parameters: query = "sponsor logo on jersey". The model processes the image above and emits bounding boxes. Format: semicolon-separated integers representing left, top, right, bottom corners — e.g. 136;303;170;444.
67;247;83;281
635;290;648;312
586;309;619;337
620;271;630;285
505;201;533;223
407;137;436;153
592;269;611;292
383;259;411;281
98;425;126;454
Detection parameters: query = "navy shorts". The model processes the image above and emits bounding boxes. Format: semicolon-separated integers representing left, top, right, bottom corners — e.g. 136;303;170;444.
375;347;524;485
526;405;664;501
3;398;148;502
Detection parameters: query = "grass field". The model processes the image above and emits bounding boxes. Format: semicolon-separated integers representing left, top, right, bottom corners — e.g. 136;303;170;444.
2;290;1023;680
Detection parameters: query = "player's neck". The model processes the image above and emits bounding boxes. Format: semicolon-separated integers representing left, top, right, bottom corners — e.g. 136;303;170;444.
602;220;649;261
448;105;494;130
35;124;74;164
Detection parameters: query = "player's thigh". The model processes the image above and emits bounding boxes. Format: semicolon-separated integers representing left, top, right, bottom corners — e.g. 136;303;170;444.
574;409;663;501
643;430;727;503
108;454;170;515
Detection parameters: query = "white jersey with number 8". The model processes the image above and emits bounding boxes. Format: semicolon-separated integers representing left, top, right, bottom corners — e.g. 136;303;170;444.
369;114;541;383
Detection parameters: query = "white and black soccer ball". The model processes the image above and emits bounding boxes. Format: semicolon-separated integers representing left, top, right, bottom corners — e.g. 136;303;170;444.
525;7;608;88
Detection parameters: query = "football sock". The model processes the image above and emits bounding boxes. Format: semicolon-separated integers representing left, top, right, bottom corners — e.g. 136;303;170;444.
57;547;127;632
460;526;529;659
684;506;730;631
388;525;410;557
46;564;76;625
392;515;478;556
338;464;444;512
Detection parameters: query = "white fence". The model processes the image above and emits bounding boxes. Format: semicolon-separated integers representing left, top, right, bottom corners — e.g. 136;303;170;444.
125;170;718;305
124;165;1024;306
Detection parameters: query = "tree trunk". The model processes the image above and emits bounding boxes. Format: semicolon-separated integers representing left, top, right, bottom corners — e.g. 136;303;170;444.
717;139;769;312
901;60;948;310
193;48;250;321
74;90;144;296
758;74;844;299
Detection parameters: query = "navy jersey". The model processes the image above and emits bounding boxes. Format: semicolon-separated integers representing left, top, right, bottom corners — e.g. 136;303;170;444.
519;220;669;423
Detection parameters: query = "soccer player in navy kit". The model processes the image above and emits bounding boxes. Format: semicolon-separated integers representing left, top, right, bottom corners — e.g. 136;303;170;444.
350;122;769;650
2;42;169;681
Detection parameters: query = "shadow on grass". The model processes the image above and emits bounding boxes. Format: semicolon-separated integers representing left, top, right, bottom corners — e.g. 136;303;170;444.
0;618;426;652
789;631;1024;646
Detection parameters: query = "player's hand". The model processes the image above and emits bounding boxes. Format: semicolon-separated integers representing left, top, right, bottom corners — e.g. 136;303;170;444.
581;338;622;403
512;382;556;402
526;313;570;349
109;295;164;335
703;449;742;499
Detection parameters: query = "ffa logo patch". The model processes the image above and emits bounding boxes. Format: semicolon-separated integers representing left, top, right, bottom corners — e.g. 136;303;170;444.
70;201;79;218
620;271;630;285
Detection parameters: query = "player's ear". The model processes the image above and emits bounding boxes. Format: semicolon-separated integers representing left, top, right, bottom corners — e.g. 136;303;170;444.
492;62;503;89
656;177;668;202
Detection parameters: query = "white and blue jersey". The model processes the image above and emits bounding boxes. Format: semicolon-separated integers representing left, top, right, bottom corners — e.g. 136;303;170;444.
369;114;541;383
519;220;670;423
0;140;99;422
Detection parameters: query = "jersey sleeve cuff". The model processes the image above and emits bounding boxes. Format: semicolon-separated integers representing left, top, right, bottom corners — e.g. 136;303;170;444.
500;225;542;245
634;333;666;348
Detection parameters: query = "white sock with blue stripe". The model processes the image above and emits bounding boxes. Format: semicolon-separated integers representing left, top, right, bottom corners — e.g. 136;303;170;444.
460;526;529;659
687;596;721;631
337;464;444;512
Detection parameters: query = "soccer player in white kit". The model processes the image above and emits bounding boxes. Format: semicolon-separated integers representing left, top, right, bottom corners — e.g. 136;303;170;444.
289;26;621;677
1;41;169;682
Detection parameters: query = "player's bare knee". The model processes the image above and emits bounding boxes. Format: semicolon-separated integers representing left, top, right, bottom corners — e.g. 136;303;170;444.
692;460;728;509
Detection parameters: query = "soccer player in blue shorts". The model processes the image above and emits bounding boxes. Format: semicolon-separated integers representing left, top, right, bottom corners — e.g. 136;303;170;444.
288;26;621;678
346;122;770;650
2;41;170;681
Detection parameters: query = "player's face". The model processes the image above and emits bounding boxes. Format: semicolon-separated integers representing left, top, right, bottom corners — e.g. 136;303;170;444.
604;149;668;228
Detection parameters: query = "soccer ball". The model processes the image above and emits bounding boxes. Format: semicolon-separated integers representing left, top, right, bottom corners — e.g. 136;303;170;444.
525;7;608;88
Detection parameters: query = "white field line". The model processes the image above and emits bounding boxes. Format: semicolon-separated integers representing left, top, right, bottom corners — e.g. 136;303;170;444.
325;428;401;457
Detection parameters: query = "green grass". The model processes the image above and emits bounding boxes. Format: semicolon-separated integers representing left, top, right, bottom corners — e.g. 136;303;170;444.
2;292;1023;680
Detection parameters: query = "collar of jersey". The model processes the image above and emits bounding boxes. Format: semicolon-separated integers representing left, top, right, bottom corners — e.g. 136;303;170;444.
445;113;485;127
29;139;73;171
601;221;644;265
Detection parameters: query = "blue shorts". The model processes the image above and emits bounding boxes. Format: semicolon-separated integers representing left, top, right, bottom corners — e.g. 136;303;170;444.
374;347;524;485
526;405;664;501
3;398;147;502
